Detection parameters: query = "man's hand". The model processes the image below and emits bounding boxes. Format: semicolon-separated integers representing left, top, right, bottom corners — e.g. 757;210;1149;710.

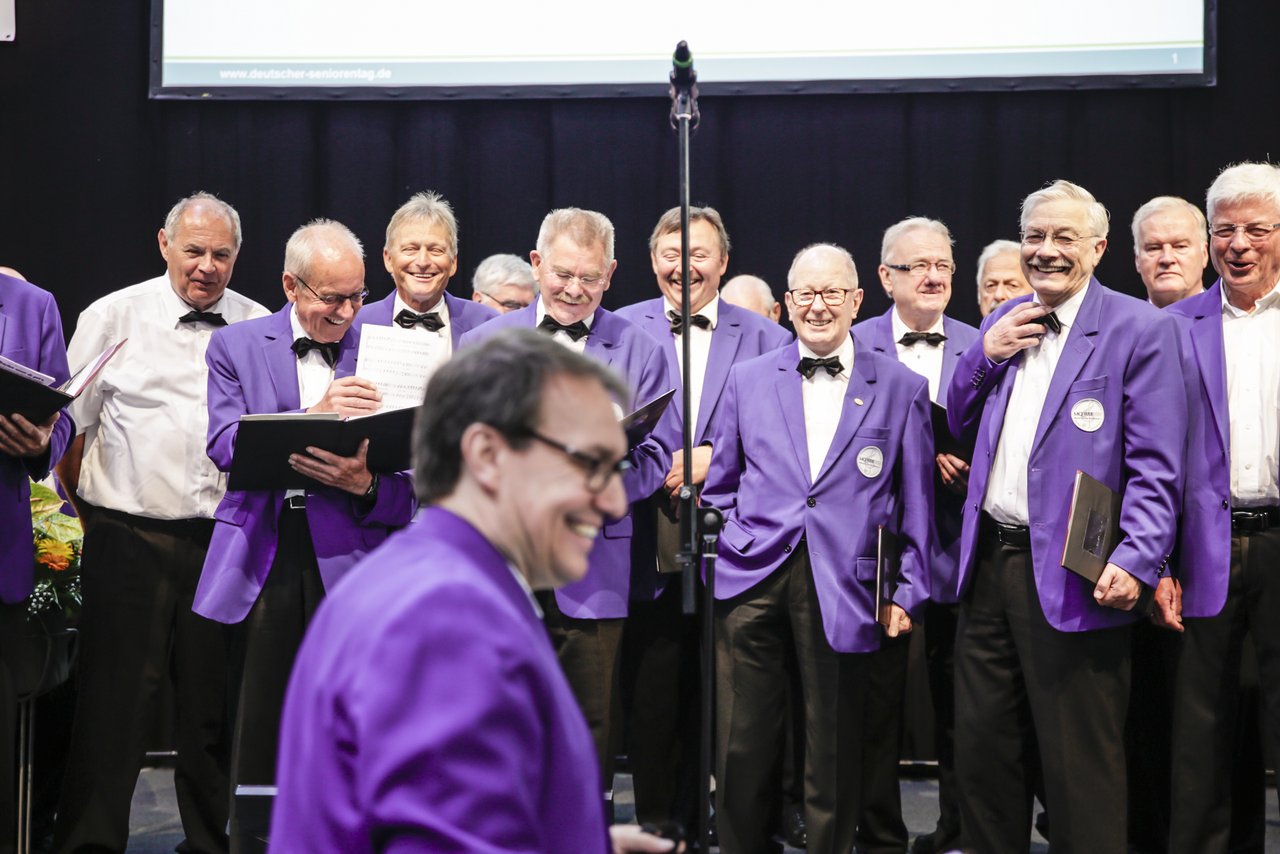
936;453;970;495
0;412;58;458
307;377;381;418
1093;562;1143;611
289;439;374;496
881;604;913;638
609;824;679;853
1151;576;1184;632
982;302;1054;363
664;445;712;497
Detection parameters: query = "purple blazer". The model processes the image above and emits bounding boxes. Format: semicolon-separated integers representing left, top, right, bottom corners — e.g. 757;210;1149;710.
459;301;673;619
852;310;980;603
702;338;935;654
270;507;610;854
194;306;416;624
1165;281;1233;618
616;297;792;600
946;280;1186;631
0;274;74;604
355;290;498;349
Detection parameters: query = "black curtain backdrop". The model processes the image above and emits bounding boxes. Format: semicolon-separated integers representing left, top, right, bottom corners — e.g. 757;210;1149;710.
0;2;1274;335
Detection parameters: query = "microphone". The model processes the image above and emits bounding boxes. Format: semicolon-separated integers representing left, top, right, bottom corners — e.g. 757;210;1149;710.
671;41;696;92
669;41;700;129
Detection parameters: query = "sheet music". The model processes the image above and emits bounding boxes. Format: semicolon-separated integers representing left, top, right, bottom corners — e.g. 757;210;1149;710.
355;324;442;411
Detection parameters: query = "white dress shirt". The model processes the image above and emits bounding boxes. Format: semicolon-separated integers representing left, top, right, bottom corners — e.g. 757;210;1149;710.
67;275;269;519
799;336;854;482
289;305;337;410
983;284;1090;525
1222;281;1280;507
664;294;719;429
393;292;453;364
534;298;593;355
890;308;946;403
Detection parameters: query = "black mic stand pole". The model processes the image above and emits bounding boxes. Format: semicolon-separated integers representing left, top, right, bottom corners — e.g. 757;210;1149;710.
667;39;713;852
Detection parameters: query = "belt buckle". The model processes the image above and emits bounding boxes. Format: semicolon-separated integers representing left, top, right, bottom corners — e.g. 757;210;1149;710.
284;495;306;511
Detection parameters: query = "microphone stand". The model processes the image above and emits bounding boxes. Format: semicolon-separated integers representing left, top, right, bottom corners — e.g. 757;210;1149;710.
667;40;713;852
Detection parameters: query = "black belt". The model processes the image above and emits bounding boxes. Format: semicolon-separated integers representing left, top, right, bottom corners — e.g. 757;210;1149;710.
283;494;307;511
1231;505;1280;534
981;512;1031;549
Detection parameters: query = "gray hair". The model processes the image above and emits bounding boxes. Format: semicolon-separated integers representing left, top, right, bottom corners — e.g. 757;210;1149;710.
164;191;242;251
1205;162;1280;223
284;219;365;280
536;208;616;265
472;253;538;297
1020;179;1110;240
787;243;859;290
721;274;776;311
385;191;459;258
1130;196;1208;253
880;216;954;263
648;205;732;256
414;328;630;504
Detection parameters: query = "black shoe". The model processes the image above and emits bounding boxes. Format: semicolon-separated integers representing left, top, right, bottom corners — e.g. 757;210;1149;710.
782;804;807;848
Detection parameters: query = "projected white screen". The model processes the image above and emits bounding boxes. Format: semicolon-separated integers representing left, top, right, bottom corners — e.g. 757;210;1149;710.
155;0;1209;96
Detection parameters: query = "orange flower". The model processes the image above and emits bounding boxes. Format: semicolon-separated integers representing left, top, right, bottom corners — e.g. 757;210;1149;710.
36;539;73;572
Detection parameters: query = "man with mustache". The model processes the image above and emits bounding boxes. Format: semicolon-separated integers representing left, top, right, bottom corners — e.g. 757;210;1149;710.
946;180;1185;853
460;208;672;815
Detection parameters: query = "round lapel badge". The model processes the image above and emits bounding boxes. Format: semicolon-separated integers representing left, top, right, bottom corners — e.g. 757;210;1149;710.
856;446;884;478
1070;398;1104;432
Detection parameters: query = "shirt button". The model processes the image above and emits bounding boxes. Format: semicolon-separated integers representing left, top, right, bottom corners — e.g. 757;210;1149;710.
1222;500;1229;509
806;497;817;508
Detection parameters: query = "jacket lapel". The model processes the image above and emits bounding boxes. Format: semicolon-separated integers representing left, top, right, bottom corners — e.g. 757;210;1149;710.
1032;281;1100;454
774;345;811;485
263;308;302;411
697;314;743;441
816;339;875;483
938;316;963;408
1190;284;1230;457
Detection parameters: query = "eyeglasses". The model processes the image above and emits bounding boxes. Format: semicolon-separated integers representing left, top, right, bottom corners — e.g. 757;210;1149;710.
1020;231;1100;249
293;275;369;307
477;291;532;312
884;260;956;277
525;429;631;493
1209;222;1280;242
788;287;854;307
549;269;606;289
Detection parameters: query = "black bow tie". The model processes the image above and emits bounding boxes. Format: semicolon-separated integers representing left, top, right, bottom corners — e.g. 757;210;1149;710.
177;309;227;327
538;315;590;342
394;309;446;331
898;331;946;347
667;310;712;335
797;356;844;380
291;337;340;368
1040;311;1062;335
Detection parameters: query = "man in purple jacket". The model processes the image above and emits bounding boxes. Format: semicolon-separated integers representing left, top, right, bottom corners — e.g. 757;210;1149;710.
459;208;672;812
1167;162;1280;854
0;270;72;852
196;219;416;804
946;180;1185;853
270;329;676;854
703;243;934;854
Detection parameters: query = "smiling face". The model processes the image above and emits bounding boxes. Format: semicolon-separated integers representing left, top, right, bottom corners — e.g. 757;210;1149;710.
497;373;629;588
785;247;863;356
1135;207;1209;308
1020;198;1107;307
158;201;239;311
383;218;459;312
284;245;366;343
1209;198;1280;309
531;234;615;326
978;250;1033;317
878;227;953;329
651;218;729;314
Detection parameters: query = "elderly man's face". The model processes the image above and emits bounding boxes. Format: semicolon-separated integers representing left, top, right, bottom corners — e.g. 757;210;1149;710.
978;250;1033;317
283;248;366;343
1135;208;1209;308
878;228;953;325
531;235;616;326
1020;198;1107;306
1209;198;1280;306
651;219;728;314
786;249;863;356
498;373;629;589
158;202;239;311
475;282;535;313
384;218;458;312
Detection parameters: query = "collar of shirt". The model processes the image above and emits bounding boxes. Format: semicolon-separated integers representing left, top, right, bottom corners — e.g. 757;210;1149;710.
288;304;343;366
890;307;945;344
1032;280;1090;335
663;293;720;331
797;335;855;380
505;561;544;619
393;291;451;331
161;279;226;327
534;297;596;332
1221;278;1280;319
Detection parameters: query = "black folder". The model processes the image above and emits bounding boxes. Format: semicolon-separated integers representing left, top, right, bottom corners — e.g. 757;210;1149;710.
0;341;125;423
227;405;419;491
930;401;973;461
875;526;899;628
621;388;675;446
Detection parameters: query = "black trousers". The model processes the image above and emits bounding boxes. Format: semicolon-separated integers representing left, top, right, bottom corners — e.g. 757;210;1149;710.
1170;526;1280;854
539;592;625;795
714;545;866;854
854;631;909;854
921;600;963;850
54;506;231;854
954;521;1130;854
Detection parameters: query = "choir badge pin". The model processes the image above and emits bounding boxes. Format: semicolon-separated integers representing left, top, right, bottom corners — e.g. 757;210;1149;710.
856;446;884;478
1070;398;1104;432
